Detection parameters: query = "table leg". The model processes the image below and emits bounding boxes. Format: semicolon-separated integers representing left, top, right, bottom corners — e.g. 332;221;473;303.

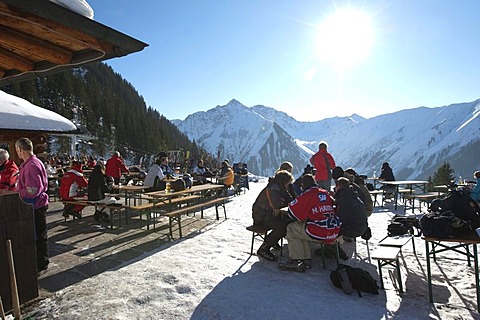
394;185;399;210
396;257;403;293
474;244;479;313
425;240;433;303
467;244;472;267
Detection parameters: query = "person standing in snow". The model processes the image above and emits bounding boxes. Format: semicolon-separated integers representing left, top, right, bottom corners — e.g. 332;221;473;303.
310;141;336;192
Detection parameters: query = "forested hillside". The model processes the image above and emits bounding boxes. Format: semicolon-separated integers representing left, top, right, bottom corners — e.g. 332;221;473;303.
1;63;205;164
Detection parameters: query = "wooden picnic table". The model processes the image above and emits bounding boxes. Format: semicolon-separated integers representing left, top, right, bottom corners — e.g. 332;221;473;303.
424;232;480;312
112;185;146;206
379;180;429;210
144;183;227;238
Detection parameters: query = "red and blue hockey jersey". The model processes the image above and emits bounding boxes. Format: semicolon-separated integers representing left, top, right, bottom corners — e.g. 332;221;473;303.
288;186;341;243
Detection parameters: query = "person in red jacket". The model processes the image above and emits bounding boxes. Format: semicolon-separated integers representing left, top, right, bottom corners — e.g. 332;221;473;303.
0;148;19;191
59;162;88;218
105;151;129;186
310;141;336;192
279;174;341;272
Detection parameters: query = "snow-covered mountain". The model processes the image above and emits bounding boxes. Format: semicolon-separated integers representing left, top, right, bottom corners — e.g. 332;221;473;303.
173;99;480;179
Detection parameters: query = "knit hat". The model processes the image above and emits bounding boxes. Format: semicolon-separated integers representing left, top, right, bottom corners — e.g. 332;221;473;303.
332;166;344;180
303;164;316;175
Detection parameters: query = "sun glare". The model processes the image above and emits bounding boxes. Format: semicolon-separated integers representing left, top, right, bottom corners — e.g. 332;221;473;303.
316;8;374;70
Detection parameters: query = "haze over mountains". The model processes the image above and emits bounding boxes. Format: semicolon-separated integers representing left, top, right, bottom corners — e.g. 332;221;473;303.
173;99;480;179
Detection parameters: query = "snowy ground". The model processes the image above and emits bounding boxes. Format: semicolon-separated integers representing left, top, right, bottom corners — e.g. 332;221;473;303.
25;179;480;319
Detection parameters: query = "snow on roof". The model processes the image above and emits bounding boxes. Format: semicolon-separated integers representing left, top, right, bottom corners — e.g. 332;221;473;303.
0;90;78;132
49;0;94;19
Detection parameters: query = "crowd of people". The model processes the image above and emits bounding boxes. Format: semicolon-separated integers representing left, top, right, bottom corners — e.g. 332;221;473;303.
2;137;479;276
0;143;133;272
251;141;398;272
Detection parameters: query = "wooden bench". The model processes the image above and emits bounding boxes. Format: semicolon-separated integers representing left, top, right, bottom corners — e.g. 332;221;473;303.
246;225;284;257
371;246;403;293
369;190;385;207
61;200;127;229
61;200;90;221
403;192;437;213
379;234;416;254
372;235;415;294
161;197;228;239
129;195;201;230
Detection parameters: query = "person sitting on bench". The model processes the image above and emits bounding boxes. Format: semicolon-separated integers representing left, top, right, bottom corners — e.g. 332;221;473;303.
60;162;88;218
88;163;118;222
279;174;341;272
252;170;294;261
329;177;369;259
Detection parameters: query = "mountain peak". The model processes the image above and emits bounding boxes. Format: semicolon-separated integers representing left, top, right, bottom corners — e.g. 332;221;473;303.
174;98;480;179
226;99;244;107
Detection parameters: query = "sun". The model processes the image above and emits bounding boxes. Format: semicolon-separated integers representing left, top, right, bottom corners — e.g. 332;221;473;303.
316;8;374;70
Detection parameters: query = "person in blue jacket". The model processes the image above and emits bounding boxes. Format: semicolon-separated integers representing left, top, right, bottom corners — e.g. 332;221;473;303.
469;171;480;202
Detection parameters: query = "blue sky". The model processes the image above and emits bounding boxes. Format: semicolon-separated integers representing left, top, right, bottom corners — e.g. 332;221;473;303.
88;0;480;122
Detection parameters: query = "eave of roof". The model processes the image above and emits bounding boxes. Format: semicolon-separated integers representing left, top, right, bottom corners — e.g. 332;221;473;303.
0;0;148;86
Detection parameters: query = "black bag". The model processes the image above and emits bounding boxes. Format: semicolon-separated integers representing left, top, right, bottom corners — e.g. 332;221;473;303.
387;215;421;237
330;264;379;297
361;227;372;241
171;179;186;192
441;189;480;229
182;174;193;189
420;211;471;238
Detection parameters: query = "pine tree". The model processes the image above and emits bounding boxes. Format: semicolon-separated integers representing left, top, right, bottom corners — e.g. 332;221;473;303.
428;162;455;190
0;62;210;167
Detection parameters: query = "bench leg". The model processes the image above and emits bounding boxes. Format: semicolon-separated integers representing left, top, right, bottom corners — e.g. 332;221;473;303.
178;215;183;238
222;203;227;219
250;233;255;255
168;217;174;239
396;257;403;293
366;240;371;263
377;260;385;289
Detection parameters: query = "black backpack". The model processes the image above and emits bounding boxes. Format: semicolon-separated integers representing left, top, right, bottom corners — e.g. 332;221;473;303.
330;264;379;297
171;179;186;192
420;211;471;238
387;215;421;237
441;189;480;229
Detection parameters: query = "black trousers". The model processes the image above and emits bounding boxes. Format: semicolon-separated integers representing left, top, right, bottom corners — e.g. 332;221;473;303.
253;210;291;247
35;205;49;268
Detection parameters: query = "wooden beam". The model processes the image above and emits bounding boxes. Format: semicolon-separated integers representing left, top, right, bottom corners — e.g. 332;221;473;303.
0;25;72;65
0;4;102;52
0;46;34;71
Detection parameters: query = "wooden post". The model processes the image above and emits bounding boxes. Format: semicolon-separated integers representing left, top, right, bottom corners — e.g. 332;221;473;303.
0;296;6;320
6;240;21;320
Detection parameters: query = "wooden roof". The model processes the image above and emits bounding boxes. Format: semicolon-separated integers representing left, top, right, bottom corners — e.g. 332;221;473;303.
0;0;148;86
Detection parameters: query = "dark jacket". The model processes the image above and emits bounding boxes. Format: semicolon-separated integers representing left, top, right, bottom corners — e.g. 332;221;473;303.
334;187;368;238
88;169;113;201
379;164;395;181
252;177;290;223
